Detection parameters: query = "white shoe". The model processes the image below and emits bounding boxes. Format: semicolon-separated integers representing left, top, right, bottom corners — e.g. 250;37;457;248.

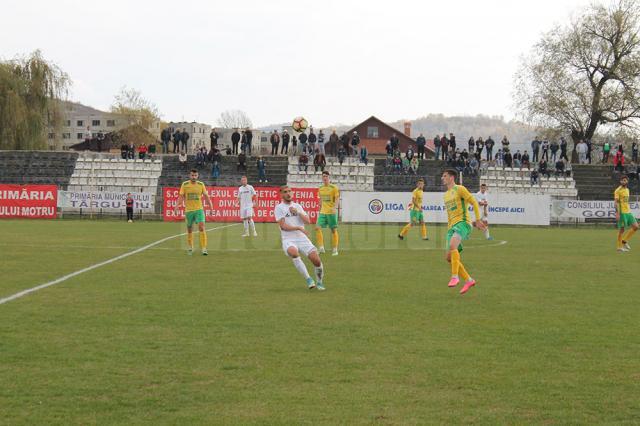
241;233;249;237
187;248;193;256
624;242;631;250
202;248;208;256
253;231;258;237
127;219;132;223
332;249;339;256
618;247;629;252
318;246;325;253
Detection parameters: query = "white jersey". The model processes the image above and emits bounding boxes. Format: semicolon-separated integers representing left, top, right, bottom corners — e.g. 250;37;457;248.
274;201;308;240
238;185;256;210
476;191;489;218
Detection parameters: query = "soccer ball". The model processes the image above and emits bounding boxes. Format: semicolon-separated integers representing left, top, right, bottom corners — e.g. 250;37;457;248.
292;117;309;132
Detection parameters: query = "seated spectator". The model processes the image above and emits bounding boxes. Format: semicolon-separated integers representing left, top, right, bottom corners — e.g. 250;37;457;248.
225;146;232;155
359;145;368;165
178;150;188;168
503;150;513;168
393;154;402;173
237;152;247;172
210;148;221;178
120;143;128;159
402;157;411;174
530;169;540;186
138;143;148;160
127;143;135;160
385;140;393;156
298;152;309;171
257;156;268;182
406;146;415;161
314;150;326;172
410;156;419;174
460;149;469;161
455;157;465;174
513;150;522;168
522;151;531;169
538;159;550;178
337;146;346;165
555;159;565;176
468;156;479;176
495;149;503;167
196;148;206;167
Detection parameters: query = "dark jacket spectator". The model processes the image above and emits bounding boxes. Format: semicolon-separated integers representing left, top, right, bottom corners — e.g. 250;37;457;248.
539;159;550;178
504;151;513;168
298;152;309;171
560;137;569;161
231;129;241;154
449;133;456;152
120;143;128;159
172;129;182;153
337;146;346;165
351;132;360;155
360;145;369;165
209;129;218;149
257;157;267;182
161;128;171;154
281;131;290;155
485;136;495;161
390;133;399;152
237;152;247;172
531;138;540;162
299;132;308;152
181;129;190;152
210;148;222;178
550;141;559;161
328;131;339;157
406;146;415;161
270;131;281;155
245;129;253;155
308;130;317;148
522;151;531;169
434;135;442;159
440;135;449;160
468;137;475;152
416;134;426;159
314;151;326;172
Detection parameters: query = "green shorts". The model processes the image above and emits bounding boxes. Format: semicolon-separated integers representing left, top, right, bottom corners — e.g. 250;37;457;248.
409;209;424;224
618;212;637;229
185;209;206;228
446;221;472;253
317;213;338;229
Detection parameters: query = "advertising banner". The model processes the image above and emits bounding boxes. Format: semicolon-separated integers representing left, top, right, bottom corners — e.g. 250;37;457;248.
162;186;320;223
0;184;58;219
58;190;155;212
341;191;550;225
551;199;640;220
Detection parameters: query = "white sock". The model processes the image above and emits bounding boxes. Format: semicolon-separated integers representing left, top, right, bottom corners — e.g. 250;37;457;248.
243;219;249;233
292;257;310;279
314;263;324;283
484;229;491;239
249;219;256;233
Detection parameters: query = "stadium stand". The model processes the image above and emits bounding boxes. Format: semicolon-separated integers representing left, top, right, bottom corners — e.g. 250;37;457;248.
481;166;578;198
572;164;640;200
373;159;480;192
287;157;374;190
0;151;78;188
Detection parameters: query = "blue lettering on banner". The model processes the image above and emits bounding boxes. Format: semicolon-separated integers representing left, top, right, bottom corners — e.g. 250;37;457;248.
384;203;404;211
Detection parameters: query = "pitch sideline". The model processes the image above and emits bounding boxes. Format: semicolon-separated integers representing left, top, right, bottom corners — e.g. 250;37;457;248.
0;224;239;306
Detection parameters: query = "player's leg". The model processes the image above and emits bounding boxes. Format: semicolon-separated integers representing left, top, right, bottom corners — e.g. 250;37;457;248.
186;227;194;254
617;226;626;251
447;233;463;287
399;221;412;239
246;209;257;236
483;218;492;240
419;217;428;240
315;214;326;252
622;217;638;249
198;219;208;255
307;248;325;290
329;214;339;255
286;244;315;289
241;212;250;237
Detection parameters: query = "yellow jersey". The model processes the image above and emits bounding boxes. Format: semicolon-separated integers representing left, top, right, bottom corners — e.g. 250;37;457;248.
614;186;631;214
411;188;423;211
443;185;481;228
318;184;340;215
179;180;207;212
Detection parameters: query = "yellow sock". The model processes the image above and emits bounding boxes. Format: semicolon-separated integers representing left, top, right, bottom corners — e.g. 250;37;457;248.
617;232;624;248
450;250;460;276
623;228;637;242
199;231;207;249
331;230;339;249
400;223;412;237
187;233;194;249
316;228;324;248
458;261;471;281
421;224;427;239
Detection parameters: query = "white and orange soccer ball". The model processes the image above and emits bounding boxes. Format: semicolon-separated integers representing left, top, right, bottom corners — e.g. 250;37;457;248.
292;117;309;132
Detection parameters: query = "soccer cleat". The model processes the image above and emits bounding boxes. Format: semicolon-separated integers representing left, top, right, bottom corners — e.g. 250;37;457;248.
487;236;493;240
318;246;326;253
398;234;404;240
316;282;326;291
253;231;258;237
448;277;460;287
460;279;476;295
306;277;316;289
187;248;193;256
624;242;631;250
241;233;249;237
332;248;339;256
617;247;629;252
422;237;429;241
202;248;208;256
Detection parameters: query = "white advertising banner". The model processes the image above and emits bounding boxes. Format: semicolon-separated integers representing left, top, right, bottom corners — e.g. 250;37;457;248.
58;190;155;212
551;200;640;220
341;192;551;225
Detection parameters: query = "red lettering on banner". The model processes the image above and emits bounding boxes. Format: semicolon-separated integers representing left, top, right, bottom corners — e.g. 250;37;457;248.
162;186;319;223
0;184;58;219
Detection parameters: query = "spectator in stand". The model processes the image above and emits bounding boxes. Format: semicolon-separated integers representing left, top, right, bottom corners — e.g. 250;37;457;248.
231;128;240;154
495;149;504;167
161;127;170;154
172;128;181;153
237;152;247;172
449;133;456;156
317;129;325;155
179;150;188;168
455;156;465;174
586;139;593;164
127;142;135;159
614;146;625;172
541;139;549;161
257;156;268;182
245;128;253;155
460;149;469;161
560;137;569;161
530;169;540;186
138;143;148;160
291;135;298;155
513;150;522;168
632;141;638;163
281;129;290;155
469;156;479;176
440;133;449;160
84;126;92;146
210;148;221;178
181;128;190;152
339;132;349;155
416;133;426;160
120;143;128;159
314;150;326;172
550;140;559;162
337;146;346;165
555;159;566;176
298;151;309;171
406;145;415;161
393;151;402;173
351;131;360;156
240;130;247;153
410;156;419;174
576;140;588;164
531;137;540;162
504;149;513;168
196;147;206;167
96;131;104;152
468;137;475;153
359;145;368;165
475;137;484;161
390;133;400;152
485;136;495;161
328;130;339;157
522;151;531;169
539;158;550;178
434;134;442;160
501;135;510;152
125;193;134;223
402;156;411;174
299;131;308;154
603;140;611;163
210;128;219;150
385;140;393;156
270;130;280;155
308;128;317;153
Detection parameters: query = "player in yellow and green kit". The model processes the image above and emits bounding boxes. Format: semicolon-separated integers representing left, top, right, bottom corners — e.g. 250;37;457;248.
614;174;638;252
441;169;486;295
398;178;429;240
316;171;340;256
174;169;214;255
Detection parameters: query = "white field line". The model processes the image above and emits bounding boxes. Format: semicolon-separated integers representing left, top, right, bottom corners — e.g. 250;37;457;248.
0;224;239;306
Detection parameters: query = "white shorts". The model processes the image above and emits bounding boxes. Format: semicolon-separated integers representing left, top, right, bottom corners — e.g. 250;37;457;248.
240;207;254;219
282;237;317;257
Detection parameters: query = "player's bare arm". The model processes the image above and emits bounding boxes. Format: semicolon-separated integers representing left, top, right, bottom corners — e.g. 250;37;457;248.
278;217;307;235
203;191;213;210
174;194;184;214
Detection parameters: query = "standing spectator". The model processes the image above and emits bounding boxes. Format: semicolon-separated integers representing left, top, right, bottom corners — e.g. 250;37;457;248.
337;146;346;165
328;130;339;157
531;137;540;162
449;133;456;156
245;128;253;155
181;128;190;152
125;193;134;223
485;136;495;161
231;128;240;154
501;135;510;151
308;128;317;153
351;131;360;156
161;127;170;153
495;149;503;167
127;142;135;159
416;133;426;160
317;129;325;155
522;150;531;169
632;142;638;163
385;140;393;156
172;128;181;153
120;143;128;159
240;130;247;153
360;145;369;165
84;126;92;146
541;140;549;161
314;150;326;172
550;140;559;162
560;137;569;161
209;128;219;150
475;137;484;161
257;156;268;182
614;146;625;172
340;132;349;155
503;150;513;168
237;152;247;172
96;131;104;153
270;130;280;155
299;131;308;154
434;134;442;160
298;151;309;171
586;139;593;164
138;143;148;160
440;134;449;160
178;150;188;168
291;135;298;155
281;130;290;155
603;140;611;163
468;136;475;153
390;133;399;152
555;159;566;176
210;148;221;178
576;140;588;164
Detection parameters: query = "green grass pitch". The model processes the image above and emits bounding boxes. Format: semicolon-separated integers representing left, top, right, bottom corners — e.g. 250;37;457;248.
0;220;639;424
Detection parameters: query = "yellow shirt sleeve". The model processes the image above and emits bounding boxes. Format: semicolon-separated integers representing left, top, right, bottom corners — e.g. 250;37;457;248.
460;186;481;221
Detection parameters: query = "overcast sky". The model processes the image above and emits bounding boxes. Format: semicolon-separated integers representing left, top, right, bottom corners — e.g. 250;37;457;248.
3;0;592;127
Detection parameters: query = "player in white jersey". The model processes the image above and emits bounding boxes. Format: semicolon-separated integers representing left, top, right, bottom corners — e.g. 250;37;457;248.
274;185;326;290
475;183;493;240
238;176;258;237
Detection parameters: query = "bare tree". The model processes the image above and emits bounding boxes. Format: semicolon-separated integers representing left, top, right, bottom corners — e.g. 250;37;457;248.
515;0;640;145
110;86;160;129
217;110;252;129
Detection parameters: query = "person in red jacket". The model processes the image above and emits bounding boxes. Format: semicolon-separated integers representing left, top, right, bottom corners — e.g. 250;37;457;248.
126;193;134;223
